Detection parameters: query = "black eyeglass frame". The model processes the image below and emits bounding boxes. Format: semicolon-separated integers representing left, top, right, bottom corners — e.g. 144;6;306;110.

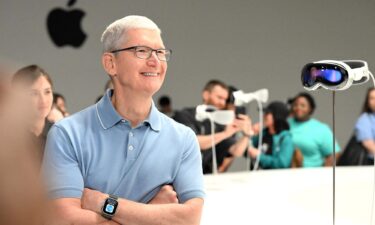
110;46;172;62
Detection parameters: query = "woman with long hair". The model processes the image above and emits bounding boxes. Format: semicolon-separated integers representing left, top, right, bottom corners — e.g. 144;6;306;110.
248;101;295;169
0;68;46;225
12;64;55;161
354;87;375;164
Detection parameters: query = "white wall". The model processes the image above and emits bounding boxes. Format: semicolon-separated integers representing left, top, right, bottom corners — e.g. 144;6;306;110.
1;0;375;149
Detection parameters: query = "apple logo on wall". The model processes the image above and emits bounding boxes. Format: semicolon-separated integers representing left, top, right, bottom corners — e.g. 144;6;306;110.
47;0;87;48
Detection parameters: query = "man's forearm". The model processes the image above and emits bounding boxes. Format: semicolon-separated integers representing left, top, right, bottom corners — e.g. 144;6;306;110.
229;136;249;157
218;157;234;172
197;132;228;150
49;198;120;225
113;198;203;225
84;192;203;225
363;140;375;154
324;153;341;166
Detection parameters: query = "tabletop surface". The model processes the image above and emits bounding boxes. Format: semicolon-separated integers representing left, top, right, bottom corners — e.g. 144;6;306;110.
201;166;375;225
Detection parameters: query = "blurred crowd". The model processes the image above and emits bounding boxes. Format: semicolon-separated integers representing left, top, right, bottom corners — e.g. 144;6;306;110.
0;22;375;225
1;14;375;224
1;64;373;176
165;80;375;173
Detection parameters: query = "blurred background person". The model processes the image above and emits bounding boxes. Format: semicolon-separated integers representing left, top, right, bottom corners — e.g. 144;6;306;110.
158;95;174;117
288;92;340;167
248;101;294;169
354;87;375;165
219;85;249;171
174;80;252;173
47;105;64;123
0;66;11;105
12;65;56;162
96;78;113;102
0;69;46;225
48;92;68;123
225;86;247;115
53;92;69;117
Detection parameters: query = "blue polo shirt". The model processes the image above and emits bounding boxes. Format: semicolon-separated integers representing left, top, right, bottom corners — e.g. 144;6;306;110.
355;112;375;158
43;90;205;203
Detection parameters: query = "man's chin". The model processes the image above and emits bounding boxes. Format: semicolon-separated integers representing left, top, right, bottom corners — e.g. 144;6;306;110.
141;84;163;97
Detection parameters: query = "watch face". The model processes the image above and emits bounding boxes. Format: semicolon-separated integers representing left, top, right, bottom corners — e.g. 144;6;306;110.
103;198;118;215
105;204;115;213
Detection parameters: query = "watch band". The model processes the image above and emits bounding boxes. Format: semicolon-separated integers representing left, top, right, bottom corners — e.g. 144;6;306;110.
109;194;118;200
101;194;119;220
102;212;113;220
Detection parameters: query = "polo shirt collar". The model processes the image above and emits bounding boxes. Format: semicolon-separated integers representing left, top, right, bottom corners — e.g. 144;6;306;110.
96;89;161;131
146;101;162;132
96;89;123;129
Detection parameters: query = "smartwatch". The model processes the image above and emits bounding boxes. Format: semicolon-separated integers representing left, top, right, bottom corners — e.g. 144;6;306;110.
101;194;119;220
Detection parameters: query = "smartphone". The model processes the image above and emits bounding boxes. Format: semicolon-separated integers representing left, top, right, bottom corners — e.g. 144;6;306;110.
235;106;247;118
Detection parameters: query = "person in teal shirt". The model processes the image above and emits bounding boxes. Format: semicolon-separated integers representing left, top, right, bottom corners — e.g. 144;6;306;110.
288;93;340;167
248;101;295;169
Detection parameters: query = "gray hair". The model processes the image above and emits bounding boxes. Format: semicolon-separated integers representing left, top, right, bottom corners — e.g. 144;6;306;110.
101;15;161;53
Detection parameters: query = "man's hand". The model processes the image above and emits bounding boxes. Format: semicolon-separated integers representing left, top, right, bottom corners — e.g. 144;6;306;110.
149;185;178;204
81;188;107;214
224;122;240;137
234;114;253;136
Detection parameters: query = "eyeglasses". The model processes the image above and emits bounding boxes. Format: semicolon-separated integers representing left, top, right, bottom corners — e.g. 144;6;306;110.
111;46;172;62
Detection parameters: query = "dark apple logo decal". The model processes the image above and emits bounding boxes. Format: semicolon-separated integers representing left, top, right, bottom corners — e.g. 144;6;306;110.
47;0;87;48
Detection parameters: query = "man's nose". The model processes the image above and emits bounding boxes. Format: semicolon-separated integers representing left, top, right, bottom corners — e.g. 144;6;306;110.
147;51;160;67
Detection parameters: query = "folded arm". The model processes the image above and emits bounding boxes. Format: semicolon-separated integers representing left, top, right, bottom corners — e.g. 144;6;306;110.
47;198;120;225
82;188;203;225
48;184;182;225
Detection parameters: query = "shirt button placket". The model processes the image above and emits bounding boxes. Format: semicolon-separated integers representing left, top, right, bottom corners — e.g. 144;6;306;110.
128;130;135;156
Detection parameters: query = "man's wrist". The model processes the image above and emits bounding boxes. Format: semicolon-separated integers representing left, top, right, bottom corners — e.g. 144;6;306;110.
218;131;229;140
96;193;108;214
242;131;251;138
101;194;119;220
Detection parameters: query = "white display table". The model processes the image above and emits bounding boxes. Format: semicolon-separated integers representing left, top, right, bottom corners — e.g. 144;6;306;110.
202;167;374;225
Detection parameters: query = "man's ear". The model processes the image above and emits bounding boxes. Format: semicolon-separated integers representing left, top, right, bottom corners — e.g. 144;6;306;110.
202;90;209;103
102;53;117;78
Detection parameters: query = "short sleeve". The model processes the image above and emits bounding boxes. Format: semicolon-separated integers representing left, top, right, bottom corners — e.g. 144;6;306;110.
42;125;84;199
319;124;341;157
173;129;205;203
355;114;373;142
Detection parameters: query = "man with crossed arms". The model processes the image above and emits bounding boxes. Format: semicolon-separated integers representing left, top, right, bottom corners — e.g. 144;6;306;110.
43;15;205;225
